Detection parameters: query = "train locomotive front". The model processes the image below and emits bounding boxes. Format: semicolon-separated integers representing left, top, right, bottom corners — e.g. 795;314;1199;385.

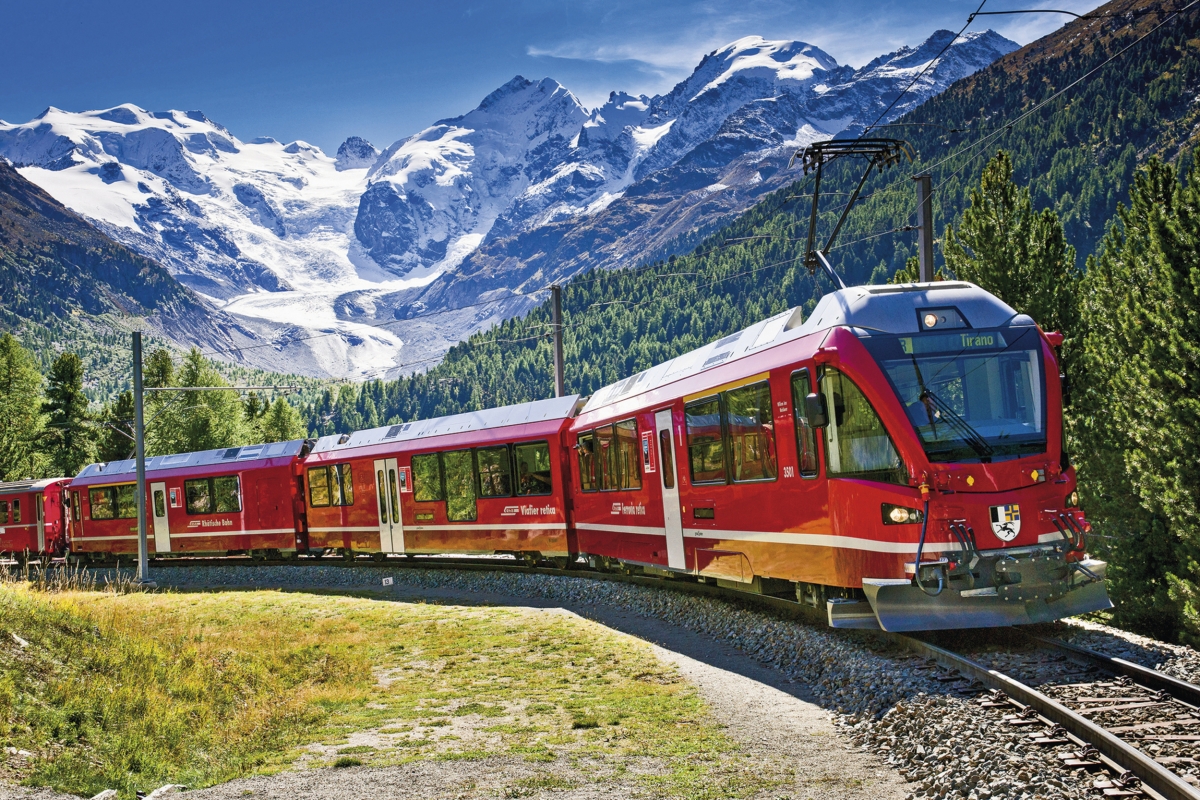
808;283;1110;631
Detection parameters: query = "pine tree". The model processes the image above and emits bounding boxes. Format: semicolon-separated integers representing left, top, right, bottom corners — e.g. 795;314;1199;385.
41;352;95;476
258;397;307;443
0;334;46;480
1077;155;1200;642
144;348;175;389
943;151;1081;342
96;391;135;463
148;348;249;456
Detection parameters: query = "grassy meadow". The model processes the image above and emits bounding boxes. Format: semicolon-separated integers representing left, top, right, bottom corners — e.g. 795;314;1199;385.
0;582;774;799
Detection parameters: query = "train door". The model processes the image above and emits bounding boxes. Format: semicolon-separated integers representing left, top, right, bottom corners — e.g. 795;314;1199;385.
35;494;44;552
150;481;171;553
373;458;405;554
654;409;685;570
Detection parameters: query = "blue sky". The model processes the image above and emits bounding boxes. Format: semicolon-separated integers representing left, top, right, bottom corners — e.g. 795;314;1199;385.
1;0;1103;154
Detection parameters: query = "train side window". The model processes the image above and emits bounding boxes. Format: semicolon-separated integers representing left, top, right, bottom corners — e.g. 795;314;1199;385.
386;470;400;525
12;499;21;524
595;425;617;490
820;368;906;484
36;495;44;522
443;450;477;522
185;476;242;514
658;430;675;490
71;492;81;521
514;441;553;496
308;467;331;507
115;485;138;518
412;453;445;502
477;446;513;497
376;468;388;520
727;382;777;482
615;419;642;490
790;370;820;478
153;490;165;517
0;500;9;524
86;491;108;520
388;468;399;523
332;464;354;506
577;433;597;492
686;397;727;484
185;479;210;514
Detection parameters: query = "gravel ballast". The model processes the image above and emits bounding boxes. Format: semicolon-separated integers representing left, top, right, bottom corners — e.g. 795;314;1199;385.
23;563;1200;799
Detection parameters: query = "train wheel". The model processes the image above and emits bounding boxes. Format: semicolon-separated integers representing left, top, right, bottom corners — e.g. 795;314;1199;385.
341;549;355;562
551;557;569;570
371;552;386;563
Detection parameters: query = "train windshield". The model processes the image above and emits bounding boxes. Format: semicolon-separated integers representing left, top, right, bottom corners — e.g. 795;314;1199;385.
860;326;1046;463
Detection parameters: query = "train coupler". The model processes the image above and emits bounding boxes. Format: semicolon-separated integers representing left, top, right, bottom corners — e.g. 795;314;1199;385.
842;545;1112;632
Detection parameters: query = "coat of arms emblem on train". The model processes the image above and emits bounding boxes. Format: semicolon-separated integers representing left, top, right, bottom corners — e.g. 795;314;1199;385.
990;504;1021;542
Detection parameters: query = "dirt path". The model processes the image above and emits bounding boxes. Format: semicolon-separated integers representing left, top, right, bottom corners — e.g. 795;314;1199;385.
1;584;909;800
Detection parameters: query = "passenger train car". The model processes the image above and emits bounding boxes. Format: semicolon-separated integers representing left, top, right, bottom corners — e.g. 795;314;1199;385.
50;281;1110;632
69;441;307;558
569;282;1108;630
0;478;71;558
302;397;578;562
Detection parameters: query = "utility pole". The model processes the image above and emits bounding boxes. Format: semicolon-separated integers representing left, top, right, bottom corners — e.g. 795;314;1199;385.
913;173;935;282
131;332;153;587
551;284;565;398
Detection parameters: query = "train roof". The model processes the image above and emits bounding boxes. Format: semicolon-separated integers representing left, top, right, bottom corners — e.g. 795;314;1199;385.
73;439;307;483
0;477;69;494
309;394;582;456
581;281;1027;415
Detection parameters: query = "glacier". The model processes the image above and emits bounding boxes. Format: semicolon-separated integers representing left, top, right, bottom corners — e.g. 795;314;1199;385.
0;29;1017;379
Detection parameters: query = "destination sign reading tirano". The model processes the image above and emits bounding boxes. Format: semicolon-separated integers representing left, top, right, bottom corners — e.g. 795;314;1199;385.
899;331;1007;355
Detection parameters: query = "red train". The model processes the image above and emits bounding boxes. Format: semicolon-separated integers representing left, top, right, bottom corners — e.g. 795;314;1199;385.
0;478;71;558
69;441;306;559
45;281;1110;632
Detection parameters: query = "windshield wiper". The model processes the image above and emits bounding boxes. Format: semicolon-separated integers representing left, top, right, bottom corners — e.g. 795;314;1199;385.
909;356;994;460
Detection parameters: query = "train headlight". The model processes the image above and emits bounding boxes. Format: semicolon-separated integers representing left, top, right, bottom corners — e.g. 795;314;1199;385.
1065;491;1079;508
924;313;939;328
883;503;924;525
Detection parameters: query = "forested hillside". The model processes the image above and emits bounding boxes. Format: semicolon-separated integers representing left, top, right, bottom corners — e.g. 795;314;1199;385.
300;0;1200;434
0;161;240;401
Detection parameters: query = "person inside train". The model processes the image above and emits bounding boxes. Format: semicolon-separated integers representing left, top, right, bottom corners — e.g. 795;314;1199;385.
517;461;550;495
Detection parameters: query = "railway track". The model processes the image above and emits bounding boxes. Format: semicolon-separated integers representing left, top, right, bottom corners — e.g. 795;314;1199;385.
19;554;1200;798
902;632;1200;799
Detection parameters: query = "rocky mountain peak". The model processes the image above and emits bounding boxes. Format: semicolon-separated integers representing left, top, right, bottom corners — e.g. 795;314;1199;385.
335;136;380;170
0;28;1018;380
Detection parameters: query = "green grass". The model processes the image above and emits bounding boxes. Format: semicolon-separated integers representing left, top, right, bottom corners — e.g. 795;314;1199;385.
0;584;776;799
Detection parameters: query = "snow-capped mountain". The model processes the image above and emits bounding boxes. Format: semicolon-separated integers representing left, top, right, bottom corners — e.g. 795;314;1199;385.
0;29;1017;379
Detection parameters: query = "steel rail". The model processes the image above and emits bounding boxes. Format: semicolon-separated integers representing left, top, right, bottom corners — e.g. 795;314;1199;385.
896;636;1200;800
1024;633;1200;708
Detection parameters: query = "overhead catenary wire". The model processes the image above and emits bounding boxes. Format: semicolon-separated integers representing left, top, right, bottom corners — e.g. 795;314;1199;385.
458;1;1200;359
818;0;1200;254
921;0;1200;177
860;0;989;137
223;1;1200;396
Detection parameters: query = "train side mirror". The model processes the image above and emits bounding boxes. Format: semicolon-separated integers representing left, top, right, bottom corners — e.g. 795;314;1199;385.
805;393;828;428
